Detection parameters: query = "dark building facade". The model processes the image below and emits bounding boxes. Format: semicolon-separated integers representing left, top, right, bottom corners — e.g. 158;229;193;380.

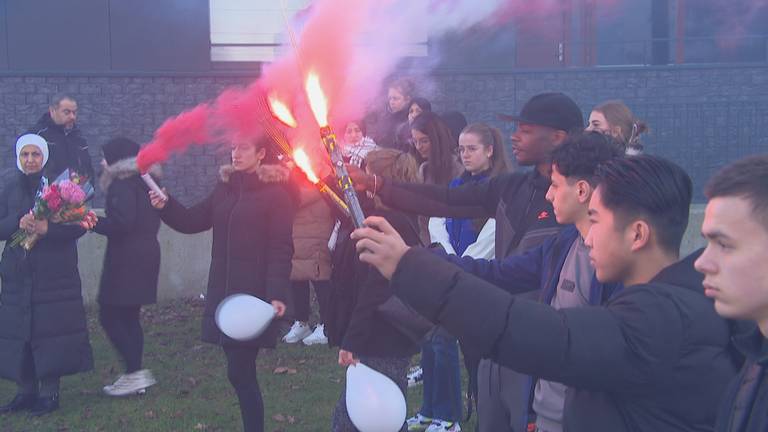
0;0;766;203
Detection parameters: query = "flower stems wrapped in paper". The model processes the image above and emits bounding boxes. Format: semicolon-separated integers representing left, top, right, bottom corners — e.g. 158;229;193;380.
9;169;95;251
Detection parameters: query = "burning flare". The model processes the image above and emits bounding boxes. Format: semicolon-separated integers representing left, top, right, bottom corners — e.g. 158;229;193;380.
268;95;298;128
305;72;329;127
293;148;319;184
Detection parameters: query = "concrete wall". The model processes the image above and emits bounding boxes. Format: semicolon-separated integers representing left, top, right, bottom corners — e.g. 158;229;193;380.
0;222;211;304
1;205;707;304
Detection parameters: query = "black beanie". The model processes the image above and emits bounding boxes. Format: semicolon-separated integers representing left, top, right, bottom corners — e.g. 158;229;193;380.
102;137;140;165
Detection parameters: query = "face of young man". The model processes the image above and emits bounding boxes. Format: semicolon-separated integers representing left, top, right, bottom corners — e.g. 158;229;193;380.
546;164;586;225
585;186;634;283
695;196;768;324
510;123;559;166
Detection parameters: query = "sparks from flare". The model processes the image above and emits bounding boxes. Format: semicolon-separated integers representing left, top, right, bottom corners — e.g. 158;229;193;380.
305;72;329;127
268;95;298;128
293;148;319;183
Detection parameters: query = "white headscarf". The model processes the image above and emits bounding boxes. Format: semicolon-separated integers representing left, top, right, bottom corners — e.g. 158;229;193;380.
15;133;49;172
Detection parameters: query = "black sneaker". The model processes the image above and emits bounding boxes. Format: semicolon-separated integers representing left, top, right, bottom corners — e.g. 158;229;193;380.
0;393;37;414
29;394;59;417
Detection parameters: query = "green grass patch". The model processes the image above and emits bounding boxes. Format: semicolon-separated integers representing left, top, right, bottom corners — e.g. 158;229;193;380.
0;299;476;432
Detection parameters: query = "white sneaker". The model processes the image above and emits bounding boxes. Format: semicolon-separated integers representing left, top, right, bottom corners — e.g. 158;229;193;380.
407;366;423;388
425;419;461;432
407;413;433;431
302;324;328;345
103;369;157;397
282;321;312;343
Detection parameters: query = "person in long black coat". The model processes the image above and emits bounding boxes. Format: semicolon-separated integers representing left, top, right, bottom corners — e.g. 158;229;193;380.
91;137;161;397
149;139;297;432
326;149;424;432
0;134;94;417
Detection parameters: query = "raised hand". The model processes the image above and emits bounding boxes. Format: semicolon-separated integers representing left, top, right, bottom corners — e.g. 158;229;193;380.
347;164;374;192
350;216;410;280
149;188;168;210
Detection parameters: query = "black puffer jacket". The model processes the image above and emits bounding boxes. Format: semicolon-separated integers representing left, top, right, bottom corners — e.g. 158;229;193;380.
326;208;421;358
393;248;740;432
716;326;768;432
0;172;93;381
30;113;94;182
93;158;161;306
159;165;297;348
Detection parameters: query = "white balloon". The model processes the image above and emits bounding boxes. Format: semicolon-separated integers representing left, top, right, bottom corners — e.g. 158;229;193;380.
346;363;407;432
215;294;275;341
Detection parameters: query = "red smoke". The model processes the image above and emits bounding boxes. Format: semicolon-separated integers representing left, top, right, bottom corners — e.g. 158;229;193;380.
136;0;622;174
136;104;211;173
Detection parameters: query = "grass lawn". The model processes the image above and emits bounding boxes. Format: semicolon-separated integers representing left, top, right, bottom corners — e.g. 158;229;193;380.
0;299;477;432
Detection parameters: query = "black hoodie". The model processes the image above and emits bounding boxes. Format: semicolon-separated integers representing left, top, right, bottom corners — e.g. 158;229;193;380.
392;248;740;432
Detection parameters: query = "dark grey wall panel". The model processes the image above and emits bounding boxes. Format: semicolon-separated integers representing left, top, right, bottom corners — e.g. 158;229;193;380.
6;0;110;71
109;0;210;72
0;2;9;70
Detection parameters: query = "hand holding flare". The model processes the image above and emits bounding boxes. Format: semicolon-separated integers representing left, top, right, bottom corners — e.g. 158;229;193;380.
305;72;367;228
351;216;410;280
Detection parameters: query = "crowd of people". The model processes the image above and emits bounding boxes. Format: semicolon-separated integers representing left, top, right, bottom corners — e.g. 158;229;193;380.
0;83;765;432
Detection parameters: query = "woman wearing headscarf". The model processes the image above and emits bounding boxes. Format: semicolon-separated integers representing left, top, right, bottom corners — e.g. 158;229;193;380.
0;134;94;416
92;137;161;396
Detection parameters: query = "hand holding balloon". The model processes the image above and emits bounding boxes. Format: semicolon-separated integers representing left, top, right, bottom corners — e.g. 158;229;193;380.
338;349;358;366
271;300;286;317
215;294;276;341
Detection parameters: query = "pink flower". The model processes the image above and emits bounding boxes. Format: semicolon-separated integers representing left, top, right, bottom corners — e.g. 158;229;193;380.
46;193;63;212
58;180;86;204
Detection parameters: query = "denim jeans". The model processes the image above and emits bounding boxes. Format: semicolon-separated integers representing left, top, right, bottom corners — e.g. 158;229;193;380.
419;329;462;421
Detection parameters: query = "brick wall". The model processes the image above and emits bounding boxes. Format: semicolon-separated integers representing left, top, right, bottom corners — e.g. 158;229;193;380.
1;65;766;204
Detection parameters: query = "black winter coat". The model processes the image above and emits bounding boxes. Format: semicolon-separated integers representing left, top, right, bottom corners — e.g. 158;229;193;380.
716;326;768;432
0;173;94;381
93;158;160;306
30;113;95;182
393;248;740;432
327;208;421;358
159;165;297;348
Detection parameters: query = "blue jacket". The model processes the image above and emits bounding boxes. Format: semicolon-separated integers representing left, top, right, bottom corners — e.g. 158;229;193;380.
445;172;488;256
438;225;621;431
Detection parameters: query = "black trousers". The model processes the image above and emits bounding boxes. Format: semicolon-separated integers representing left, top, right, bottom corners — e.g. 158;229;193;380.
99;304;144;373
223;346;264;432
290;280;330;323
17;344;59;397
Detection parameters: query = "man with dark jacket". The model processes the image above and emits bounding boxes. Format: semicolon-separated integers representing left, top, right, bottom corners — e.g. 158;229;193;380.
352;92;583;431
695;155;768;432
352;155;740;432
29;94;94;181
433;132;623;432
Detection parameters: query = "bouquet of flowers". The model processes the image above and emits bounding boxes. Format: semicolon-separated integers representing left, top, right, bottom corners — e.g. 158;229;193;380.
9;169;95;251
